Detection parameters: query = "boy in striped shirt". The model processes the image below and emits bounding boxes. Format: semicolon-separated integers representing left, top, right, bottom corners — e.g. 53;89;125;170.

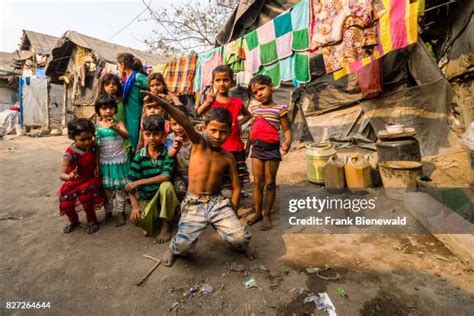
126;115;180;243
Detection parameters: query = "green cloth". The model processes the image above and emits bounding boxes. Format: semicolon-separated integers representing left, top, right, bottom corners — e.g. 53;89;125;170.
114;101;125;122
128;145;174;201
243;0;309;69
257;52;310;88
113;101;131;153
138;181;179;236
223;38;245;72
124;72;148;152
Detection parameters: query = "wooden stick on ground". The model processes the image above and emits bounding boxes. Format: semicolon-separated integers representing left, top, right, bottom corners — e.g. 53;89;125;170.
135;255;161;286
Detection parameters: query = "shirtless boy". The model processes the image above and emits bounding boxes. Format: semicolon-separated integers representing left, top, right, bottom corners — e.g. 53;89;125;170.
142;91;256;267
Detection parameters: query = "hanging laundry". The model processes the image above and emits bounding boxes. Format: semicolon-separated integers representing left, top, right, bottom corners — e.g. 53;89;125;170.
164;55;198;95
257;52;310;88
291;0;310;52
235;71;253;87
35;67;46;79
152;63;168;76
194;47;223;92
143;65;154;75
101;62;118;77
310;0;351;49
333;0;419;79
322;25;378;73
243;0;310;74
310;0;386;52
357;58;381;99
223;38;245;73
240;0;310;88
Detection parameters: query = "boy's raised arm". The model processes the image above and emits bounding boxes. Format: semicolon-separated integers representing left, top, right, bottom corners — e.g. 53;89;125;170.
141;91;201;144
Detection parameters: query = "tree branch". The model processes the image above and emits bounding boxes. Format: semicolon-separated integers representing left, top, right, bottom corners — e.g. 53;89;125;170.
142;0;238;56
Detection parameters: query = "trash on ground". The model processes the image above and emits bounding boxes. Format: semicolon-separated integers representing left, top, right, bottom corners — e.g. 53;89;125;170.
259;264;268;272
305;292;337;315
304;295;318;304
306;267;321;273
170;302;179;311
336;288;348;299
243;277;257;289
434;254;451;262
200;283;213;295
316;266;341;281
0;216;23;221
229;262;246;273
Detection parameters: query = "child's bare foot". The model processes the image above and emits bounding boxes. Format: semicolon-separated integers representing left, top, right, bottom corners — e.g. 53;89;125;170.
245;245;258;260
247;212;263;226
115;212;126;227
260;214;272;231
161;249;176;267
154;221;172;244
103;212;112;224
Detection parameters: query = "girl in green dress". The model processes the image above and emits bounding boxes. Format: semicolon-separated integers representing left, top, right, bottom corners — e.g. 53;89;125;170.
99;73;131;153
95;93;130;226
117;53;149;155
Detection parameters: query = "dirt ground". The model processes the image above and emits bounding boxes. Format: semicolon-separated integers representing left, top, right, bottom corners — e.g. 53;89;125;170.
1;135;473;315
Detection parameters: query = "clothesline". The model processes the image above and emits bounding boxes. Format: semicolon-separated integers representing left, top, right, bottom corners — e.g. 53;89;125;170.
143;0;420;94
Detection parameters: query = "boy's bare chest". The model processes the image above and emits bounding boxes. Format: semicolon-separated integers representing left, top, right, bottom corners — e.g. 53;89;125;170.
189;151;228;172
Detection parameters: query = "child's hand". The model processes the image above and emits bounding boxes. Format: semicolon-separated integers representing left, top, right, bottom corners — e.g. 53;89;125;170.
100;117;115;129
125;181;139;192
204;89;215;104
196;123;205;131
281;141;291;155
68;168;78;181
159;93;173;104
130;206;142;225
141;91;170;107
173;136;184;150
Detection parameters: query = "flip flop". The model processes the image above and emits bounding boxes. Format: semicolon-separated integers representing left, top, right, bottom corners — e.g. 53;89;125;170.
64;222;80;234
87;222;100;234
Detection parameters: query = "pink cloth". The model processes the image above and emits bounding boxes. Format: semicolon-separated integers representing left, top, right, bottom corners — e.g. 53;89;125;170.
200;50;223;92
389;0;408;49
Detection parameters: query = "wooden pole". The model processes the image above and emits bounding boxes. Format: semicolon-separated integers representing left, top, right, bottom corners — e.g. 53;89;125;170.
61;82;67;127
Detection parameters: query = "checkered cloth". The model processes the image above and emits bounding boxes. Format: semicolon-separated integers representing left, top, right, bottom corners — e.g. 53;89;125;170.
243;0;310;88
243;0;310;74
164;55;198;95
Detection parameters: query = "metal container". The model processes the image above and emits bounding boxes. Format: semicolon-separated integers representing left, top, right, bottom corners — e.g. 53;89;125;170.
305;143;336;184
378;161;423;188
376;137;421;162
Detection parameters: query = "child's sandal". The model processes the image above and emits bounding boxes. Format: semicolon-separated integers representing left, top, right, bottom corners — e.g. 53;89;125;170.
64;222;80;234
87;222;100;234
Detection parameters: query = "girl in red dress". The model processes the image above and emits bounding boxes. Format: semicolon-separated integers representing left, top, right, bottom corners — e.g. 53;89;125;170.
59;118;106;234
